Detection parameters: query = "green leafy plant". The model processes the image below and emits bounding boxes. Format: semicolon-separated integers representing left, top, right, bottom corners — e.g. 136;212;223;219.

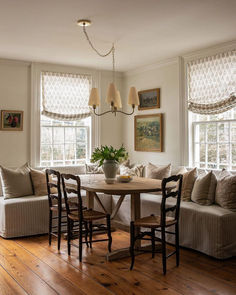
91;145;128;166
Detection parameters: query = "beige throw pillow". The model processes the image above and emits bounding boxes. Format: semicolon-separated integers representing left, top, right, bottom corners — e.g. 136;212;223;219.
120;163;145;177
146;163;171;180
171;166;187;176
181;168;198;201
191;171;217;205
85;163;104;174
0;163;33;199
30;168;56;196
215;174;236;211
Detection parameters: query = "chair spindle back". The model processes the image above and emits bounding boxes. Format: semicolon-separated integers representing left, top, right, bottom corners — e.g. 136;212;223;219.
61;174;83;220
161;174;183;227
46;169;62;209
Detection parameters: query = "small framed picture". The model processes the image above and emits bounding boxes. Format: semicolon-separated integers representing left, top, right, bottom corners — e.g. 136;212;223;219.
0;110;24;131
135;113;163;152
138;88;160;110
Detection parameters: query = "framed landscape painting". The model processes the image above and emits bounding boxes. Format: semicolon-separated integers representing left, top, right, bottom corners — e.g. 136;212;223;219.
138;88;160;110
0;110;23;131
135;114;163;152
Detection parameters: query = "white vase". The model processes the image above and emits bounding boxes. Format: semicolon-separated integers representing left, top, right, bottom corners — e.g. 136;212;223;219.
102;160;119;179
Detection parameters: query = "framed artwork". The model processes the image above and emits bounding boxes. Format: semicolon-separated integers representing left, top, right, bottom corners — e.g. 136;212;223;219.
135;114;163;152
138;88;160;110
0;110;24;131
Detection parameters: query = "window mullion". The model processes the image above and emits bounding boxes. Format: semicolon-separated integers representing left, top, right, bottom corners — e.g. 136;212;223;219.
229;122;232;170
63;127;66;166
216;122;219;170
205;123;208;169
86;126;90;163
74;127;77;163
52;127;54;166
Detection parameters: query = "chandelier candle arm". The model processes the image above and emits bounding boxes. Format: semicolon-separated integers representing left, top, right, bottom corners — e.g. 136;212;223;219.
78;19;139;116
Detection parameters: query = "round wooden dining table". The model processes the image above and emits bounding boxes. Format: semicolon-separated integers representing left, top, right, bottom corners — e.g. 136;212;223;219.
69;174;175;261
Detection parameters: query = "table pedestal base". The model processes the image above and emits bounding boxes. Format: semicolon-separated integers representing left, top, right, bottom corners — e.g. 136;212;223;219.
106;243;162;261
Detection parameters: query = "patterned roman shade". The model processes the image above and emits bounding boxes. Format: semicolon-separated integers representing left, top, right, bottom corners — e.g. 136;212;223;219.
41;71;92;120
187;50;236;114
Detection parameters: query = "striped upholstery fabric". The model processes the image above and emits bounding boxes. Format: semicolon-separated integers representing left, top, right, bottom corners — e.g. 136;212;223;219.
112;193;236;259
0;195;49;238
0;165;111;238
0;192;112;238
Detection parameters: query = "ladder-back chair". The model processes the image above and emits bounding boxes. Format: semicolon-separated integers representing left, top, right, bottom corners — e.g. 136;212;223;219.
46;169;67;250
61;173;112;262
130;174;183;274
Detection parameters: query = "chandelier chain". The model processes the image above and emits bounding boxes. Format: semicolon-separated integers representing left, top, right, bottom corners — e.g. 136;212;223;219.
82;25;114;57
82;25;115;83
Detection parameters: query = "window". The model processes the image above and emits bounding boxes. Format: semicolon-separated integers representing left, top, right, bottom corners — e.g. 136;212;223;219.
40;116;91;167
40;71;92;167
192;108;236;170
187;50;236;170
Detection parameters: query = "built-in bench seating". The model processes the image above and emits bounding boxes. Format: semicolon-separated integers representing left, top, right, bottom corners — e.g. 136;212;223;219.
0;165;235;260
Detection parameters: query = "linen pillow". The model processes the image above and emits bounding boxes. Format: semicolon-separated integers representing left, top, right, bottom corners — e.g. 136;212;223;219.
191;171;217;205
0;163;33;199
120;163;145;177
171;166;187;176
215;169;231;180
146;163;171;180
181;168;198;201
215;174;236;211
30;168;56;196
85;163;104;174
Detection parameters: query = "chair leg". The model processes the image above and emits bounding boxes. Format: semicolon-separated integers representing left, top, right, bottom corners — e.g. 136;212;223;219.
161;226;166;275
130;221;135;270
151;228;155;258
175;223;180;267
49;210;52;246
89;221;93;248
106;215;112;252
79;221;83;262
84;221;89;248
57;211;62;251
67;218;71;255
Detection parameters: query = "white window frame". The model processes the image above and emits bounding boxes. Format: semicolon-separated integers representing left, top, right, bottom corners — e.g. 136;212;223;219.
192;119;235;170
31;63;101;168
180;40;236;167
40;120;91;167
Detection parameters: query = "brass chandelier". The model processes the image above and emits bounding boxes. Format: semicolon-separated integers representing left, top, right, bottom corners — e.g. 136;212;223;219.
77;19;139;116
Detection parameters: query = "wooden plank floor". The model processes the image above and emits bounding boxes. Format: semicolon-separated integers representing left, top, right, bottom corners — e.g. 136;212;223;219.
0;230;235;295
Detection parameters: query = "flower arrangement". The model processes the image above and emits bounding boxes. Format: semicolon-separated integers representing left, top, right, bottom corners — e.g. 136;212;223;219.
91;145;128;166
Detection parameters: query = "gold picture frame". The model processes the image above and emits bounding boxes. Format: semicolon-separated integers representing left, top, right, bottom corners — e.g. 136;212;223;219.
138;88;160;110
135;113;163;152
0;110;24;131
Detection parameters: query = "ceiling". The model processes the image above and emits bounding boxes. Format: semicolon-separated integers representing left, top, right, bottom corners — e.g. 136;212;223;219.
0;0;235;71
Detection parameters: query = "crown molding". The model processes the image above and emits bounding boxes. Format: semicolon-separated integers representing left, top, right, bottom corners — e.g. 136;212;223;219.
124;57;178;77
0;58;31;67
182;40;236;62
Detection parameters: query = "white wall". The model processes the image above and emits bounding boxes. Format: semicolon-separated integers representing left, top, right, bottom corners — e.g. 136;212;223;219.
122;59;181;166
99;71;124;148
0;59;124;167
0;60;31;167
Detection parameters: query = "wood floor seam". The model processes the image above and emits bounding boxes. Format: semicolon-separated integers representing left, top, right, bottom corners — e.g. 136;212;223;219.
15;238;115;295
0;263;30;295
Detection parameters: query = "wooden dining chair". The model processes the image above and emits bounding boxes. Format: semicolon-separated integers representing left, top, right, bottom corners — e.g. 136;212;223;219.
61;173;112;262
46;169;67;251
130;174;183;275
